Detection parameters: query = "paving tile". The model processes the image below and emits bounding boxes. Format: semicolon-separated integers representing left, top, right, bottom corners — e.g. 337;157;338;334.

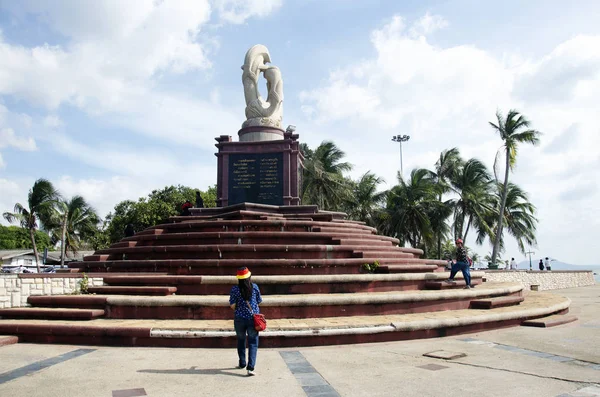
112;389;147;397
302;385;341;397
295;372;329;387
520;350;555;358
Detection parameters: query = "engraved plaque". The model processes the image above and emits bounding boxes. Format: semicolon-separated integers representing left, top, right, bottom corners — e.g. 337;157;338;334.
228;152;284;205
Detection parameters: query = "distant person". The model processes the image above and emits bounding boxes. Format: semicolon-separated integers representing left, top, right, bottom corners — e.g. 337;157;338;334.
181;200;193;216
545;257;551;271
539;259;544;271
195;191;204;208
444;238;473;289
124;223;135;237
510;258;517;270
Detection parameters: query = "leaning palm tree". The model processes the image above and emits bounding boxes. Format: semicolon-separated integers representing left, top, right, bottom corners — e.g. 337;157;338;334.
3;179;59;272
433;147;462;258
496;182;537;254
489;110;541;265
450;158;495;242
44;196;100;267
301;141;353;211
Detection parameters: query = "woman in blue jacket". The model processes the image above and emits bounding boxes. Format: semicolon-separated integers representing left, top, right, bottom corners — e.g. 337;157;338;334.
229;267;262;376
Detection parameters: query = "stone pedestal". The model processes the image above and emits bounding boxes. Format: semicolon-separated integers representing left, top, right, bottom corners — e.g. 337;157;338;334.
238;126;284;142
215;130;303;207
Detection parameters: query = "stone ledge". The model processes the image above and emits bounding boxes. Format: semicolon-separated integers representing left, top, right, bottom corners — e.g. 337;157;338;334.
104;282;523;307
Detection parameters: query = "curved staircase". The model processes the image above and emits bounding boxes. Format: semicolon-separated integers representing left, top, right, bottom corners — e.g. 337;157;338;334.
0;203;570;347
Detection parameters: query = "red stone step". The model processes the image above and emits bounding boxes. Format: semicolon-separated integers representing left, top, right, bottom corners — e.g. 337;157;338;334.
0;308;105;320
104;276;204;285
375;264;439;273
136;229;164;236
0;335;19;346
100;274;447;295
93;244;363;261
312;226;374;235
162;219;376;233
470;295;524;309
71;257;442;275
522;314;577;327
126;232;335;247
87;286;177;296
333;239;393;247
84;254;110;262
111;241;138;248
123;232;400;248
358;251;415;259
28;295;108;309
424;279;483;289
97;288;522;320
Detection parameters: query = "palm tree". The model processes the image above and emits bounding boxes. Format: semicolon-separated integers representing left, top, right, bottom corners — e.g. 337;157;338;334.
44;196;100;267
433;148;462;258
3;179;59;272
345;172;387;226
450;158;495;242
301;141;353;210
489;110;541;265
384;168;441;251
494;182;537;255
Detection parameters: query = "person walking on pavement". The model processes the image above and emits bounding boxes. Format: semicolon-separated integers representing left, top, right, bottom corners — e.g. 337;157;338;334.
445;239;473;289
229;267;262;376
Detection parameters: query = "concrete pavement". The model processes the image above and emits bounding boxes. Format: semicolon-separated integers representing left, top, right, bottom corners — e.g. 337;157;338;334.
0;284;598;397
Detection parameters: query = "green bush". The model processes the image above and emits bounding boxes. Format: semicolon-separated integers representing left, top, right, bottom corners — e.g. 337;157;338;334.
362;261;380;273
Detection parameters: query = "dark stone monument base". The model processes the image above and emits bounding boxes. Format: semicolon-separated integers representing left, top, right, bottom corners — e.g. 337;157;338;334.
215;130;303;207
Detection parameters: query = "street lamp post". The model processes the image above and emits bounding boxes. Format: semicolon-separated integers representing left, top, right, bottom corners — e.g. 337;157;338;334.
391;134;410;175
525;250;535;271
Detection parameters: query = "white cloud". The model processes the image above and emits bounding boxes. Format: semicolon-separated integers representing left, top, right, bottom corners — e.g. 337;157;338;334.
0;0;279;149
0;105;37;168
43;115;63;128
0;128;37;151
409;13;449;37
214;0;283;24
0;178;32;222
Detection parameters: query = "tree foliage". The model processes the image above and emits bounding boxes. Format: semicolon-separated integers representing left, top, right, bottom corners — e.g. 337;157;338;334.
3;178;60;271
0;225;53;251
42;195;100;266
103;185;216;244
301;141;353;211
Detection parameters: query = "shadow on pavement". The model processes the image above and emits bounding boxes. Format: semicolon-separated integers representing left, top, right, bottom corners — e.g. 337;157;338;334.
138;366;248;378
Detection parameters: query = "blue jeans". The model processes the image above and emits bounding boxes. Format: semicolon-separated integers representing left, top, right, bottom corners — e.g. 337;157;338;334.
449;261;471;286
234;318;259;370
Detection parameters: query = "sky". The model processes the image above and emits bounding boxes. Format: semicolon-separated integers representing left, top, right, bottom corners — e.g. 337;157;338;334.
0;0;599;265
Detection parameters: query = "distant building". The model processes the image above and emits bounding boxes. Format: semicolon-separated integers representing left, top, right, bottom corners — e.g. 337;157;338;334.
1;249;94;271
0;249;36;267
45;251;95;265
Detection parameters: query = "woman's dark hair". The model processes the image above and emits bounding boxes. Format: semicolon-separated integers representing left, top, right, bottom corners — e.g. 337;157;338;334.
239;277;253;301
